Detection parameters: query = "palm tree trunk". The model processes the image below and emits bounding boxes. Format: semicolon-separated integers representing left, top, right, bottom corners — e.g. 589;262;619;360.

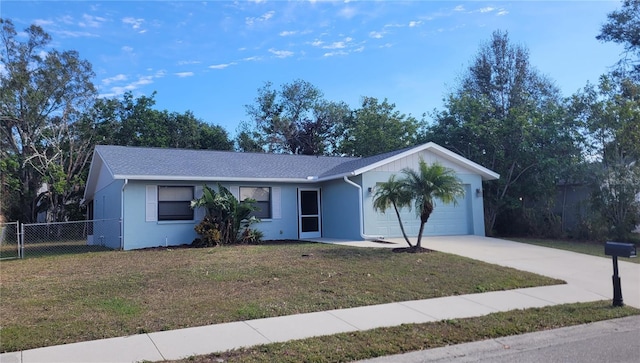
415;222;426;249
392;203;413;247
416;203;433;249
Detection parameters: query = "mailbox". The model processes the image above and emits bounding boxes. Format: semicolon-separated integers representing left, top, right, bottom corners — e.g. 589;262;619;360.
604;242;637;258
604;241;636;307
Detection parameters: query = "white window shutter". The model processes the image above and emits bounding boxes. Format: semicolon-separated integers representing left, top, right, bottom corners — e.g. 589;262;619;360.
194;185;205;220
229;185;239;199
145;185;158;222
272;187;281;219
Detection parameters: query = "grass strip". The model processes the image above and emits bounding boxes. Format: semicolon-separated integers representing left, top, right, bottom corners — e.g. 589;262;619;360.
507;238;640;264
171;301;639;363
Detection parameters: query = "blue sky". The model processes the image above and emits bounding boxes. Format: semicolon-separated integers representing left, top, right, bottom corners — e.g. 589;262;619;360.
1;1;624;136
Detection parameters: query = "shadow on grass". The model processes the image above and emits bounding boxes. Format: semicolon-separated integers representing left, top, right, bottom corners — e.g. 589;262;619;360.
21;241;113;258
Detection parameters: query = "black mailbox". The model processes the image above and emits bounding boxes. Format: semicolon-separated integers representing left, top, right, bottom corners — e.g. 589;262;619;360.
605;242;637;258
604;241;637;307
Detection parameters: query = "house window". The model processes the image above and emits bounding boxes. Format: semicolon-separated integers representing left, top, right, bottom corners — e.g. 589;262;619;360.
240;187;271;219
158;186;194;221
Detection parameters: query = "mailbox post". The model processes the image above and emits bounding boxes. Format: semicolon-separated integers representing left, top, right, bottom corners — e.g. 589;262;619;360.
604;242;637;307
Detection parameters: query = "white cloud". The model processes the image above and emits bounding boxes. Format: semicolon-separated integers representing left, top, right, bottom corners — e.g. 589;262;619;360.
322;37;353;50
280;30;297;36
33;19;54;26
369;31;384;39
59;15;74;25
269;48;293;58
408;20;422;27
102;74;127;85
122;17;145;33
453;5;465;12
56;30;98;38
79;14;106;28
175;72;194;78
245;11;275;26
178;60;201;65
122;46;134;53
324;50;348;57
338;6;357;19
242;56;261;62
479;7;495;13
208;62;237;69
497;9;509;16
311;39;324;47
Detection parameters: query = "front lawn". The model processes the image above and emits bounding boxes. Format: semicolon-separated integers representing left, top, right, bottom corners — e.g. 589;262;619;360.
0;241;563;352
506;238;640;264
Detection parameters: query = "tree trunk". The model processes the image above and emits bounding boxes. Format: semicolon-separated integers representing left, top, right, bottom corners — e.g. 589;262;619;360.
415;222;426;249
392;203;413;247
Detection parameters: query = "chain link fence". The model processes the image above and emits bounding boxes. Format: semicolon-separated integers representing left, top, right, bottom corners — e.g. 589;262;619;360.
1;221;20;260
19;219;120;258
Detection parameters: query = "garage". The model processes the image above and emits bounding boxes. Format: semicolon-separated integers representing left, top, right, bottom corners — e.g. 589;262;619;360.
358;143;498;238
372;184;473;237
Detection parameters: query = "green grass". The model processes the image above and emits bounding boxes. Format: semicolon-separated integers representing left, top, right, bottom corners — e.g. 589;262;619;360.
506;238;640;264
0;241;563;352
170;301;639;363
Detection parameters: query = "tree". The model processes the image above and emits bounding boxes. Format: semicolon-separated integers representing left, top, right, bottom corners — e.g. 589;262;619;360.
597;0;640;80
244;79;350;155
339;97;420;157
190;184;261;246
401;161;465;249
235;121;264;152
372;174;413;247
424;30;580;235
373;160;464;250
92;92;233;150
570;75;640;239
1;19;96;222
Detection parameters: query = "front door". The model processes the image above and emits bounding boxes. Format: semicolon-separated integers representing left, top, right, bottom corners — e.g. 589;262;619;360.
298;189;321;239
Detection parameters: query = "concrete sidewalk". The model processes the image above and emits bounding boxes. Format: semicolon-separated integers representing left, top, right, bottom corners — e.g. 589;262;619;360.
1;236;638;363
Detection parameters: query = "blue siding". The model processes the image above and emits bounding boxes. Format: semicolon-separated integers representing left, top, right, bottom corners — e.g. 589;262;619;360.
120;181;304;250
124;181;198;250
320;178;361;240
223;182;300;240
92;179;123;249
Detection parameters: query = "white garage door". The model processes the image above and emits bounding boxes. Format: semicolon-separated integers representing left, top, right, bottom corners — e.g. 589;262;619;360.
374;184;472;237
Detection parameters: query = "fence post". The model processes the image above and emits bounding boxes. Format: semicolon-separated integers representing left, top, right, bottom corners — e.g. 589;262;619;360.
19;222;24;259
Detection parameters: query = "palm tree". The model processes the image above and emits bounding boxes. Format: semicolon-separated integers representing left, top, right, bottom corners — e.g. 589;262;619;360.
401;159;465;249
372;175;414;247
191;184;258;245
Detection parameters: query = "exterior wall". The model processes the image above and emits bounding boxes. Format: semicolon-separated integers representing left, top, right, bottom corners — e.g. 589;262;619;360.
121;181;305;250
223;182;300;240
320;177;361;240
92;178;123;249
361;149;487;237
123;181;198;250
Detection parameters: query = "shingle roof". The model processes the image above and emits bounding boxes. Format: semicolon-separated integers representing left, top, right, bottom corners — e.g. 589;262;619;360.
95;145;360;181
86;143;499;202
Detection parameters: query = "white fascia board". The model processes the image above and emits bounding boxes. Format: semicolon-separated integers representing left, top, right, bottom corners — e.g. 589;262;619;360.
315;171;357;182
83;150;115;200
111;175;321;184
427;143;500;180
346;142;499;181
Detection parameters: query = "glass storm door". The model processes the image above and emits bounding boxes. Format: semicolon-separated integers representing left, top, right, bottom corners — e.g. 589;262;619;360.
298;189;321;239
